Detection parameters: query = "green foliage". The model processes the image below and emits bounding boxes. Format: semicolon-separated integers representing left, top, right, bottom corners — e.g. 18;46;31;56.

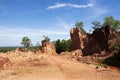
21;36;32;48
76;21;83;28
111;42;119;50
96;57;104;63
35;42;41;50
103;16;120;31
91;16;120;31
103;53;120;67
29;46;42;52
42;35;50;42
75;21;86;33
28;42;41;52
53;39;71;53
94;63;108;68
92;21;101;30
103;64;108;68
94;58;108;68
0;47;16;53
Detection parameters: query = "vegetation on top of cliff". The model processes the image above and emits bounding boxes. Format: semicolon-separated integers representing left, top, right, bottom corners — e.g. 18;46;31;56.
42;35;50;42
75;21;86;33
92;16;120;31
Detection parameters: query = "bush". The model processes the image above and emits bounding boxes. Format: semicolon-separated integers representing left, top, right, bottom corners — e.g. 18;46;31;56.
53;39;71;54
111;41;119;50
103;53;120;68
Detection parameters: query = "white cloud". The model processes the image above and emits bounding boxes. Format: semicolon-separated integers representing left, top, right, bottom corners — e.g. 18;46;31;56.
82;0;109;19
0;26;69;46
0;26;69;38
47;2;93;10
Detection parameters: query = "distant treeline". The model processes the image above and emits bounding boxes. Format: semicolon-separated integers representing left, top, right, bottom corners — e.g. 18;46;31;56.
0;47;17;53
0;46;41;53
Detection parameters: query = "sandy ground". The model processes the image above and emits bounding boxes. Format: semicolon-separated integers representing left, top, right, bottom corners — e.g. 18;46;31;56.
0;52;120;80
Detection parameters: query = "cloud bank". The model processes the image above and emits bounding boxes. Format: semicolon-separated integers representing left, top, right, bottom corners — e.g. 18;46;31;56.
47;2;93;10
0;26;69;38
0;26;69;46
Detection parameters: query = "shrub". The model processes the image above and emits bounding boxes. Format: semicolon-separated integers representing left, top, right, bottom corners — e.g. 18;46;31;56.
53;39;71;53
103;53;120;68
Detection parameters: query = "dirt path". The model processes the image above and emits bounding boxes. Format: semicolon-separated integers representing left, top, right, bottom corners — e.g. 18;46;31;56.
45;55;120;80
0;53;120;80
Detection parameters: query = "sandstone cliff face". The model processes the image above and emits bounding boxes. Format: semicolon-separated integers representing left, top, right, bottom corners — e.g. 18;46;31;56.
70;27;88;51
41;40;56;55
83;26;109;55
70;25;120;56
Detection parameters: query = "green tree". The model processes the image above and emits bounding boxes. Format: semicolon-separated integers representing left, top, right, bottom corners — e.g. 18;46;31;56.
53;39;71;53
42;35;50;42
61;39;71;51
75;21;86;33
103;16;120;31
21;36;32;48
103;53;120;67
35;42;41;50
53;39;62;53
92;21;101;30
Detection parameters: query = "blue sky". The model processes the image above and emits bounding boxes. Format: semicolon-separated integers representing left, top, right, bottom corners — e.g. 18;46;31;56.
0;0;120;46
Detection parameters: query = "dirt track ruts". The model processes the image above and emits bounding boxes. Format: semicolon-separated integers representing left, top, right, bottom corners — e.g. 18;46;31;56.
0;53;120;80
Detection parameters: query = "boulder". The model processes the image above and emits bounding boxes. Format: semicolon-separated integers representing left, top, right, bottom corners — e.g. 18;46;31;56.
60;49;83;61
41;40;56;55
0;56;11;69
70;49;83;60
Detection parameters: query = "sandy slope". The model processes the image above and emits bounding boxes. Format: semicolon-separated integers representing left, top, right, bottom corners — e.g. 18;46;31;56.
0;52;120;80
